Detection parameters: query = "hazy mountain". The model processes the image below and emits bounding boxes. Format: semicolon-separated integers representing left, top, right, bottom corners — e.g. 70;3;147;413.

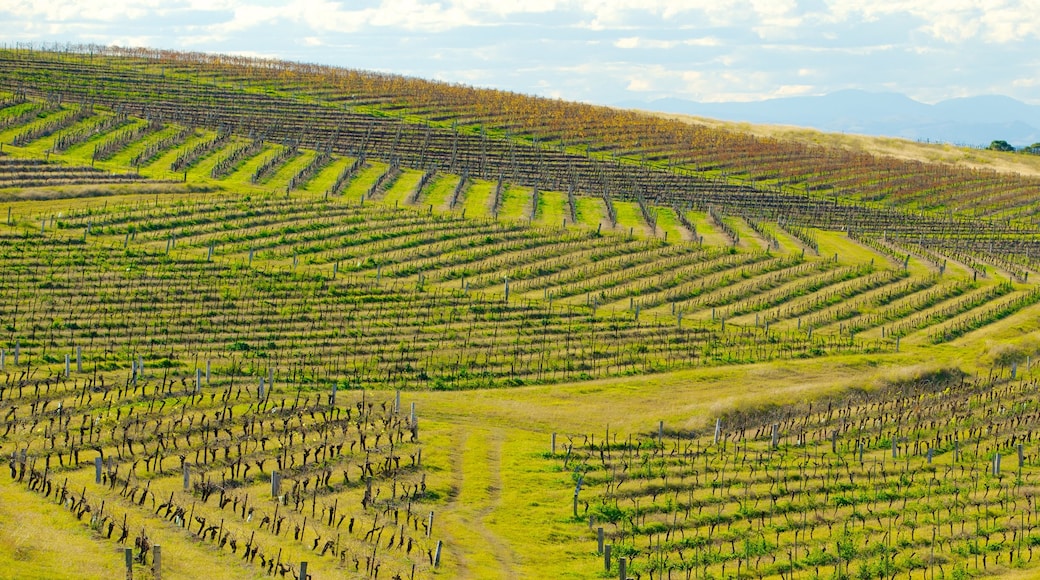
621;90;1040;148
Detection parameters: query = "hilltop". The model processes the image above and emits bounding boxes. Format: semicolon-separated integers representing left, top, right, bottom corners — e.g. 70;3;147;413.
658;110;1040;179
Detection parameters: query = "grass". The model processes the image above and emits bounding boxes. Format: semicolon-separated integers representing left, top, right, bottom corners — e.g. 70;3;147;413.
533;189;567;228
381;168;424;206
654;111;1040;179
573;196;607;230
612;200;652;237
496;183;532;222
652;206;691;242
0;482;125;580
265;149;315;189
341;161;385;202
460;179;495;219
421;174;461;211
297;155;353;195
685;210;730;247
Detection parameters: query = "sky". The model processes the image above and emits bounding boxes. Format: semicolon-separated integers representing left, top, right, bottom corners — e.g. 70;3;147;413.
2;0;1040;106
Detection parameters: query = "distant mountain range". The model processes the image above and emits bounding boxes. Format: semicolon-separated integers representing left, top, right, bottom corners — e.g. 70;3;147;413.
619;90;1040;148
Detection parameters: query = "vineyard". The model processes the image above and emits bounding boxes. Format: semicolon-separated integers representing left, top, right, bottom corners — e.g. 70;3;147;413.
558;371;1040;580
0;44;1039;578
1;358;437;579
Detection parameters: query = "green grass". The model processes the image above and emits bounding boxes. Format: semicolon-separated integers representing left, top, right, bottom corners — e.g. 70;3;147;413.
0;482;126;580
574;197;607;230
612;200;652;237
533;190;568;228
381;168;423;206
685;210;729;247
652;206;690;242
144;129;216;181
460;178;495;219
341;161;386;202
496;183;532;222
265;149;315;189
298;155;353;195
422;174;461;211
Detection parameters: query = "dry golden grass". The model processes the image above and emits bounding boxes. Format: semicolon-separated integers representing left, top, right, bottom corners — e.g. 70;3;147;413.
0;482;125;579
652;111;1040;178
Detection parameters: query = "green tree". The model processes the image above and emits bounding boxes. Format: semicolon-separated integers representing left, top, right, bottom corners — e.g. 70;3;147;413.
988;139;1015;152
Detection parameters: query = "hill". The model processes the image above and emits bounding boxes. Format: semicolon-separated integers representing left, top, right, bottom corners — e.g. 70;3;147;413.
0;44;1039;579
626;90;1040;148
656;111;1040;179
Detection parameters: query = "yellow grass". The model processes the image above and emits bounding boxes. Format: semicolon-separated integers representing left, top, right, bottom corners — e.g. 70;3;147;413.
653;111;1040;178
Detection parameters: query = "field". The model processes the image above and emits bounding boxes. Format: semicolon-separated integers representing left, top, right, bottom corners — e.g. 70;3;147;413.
1;44;1040;579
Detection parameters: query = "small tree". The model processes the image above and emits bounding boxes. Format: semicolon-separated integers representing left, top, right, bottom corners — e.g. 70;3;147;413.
988;140;1015;152
1021;142;1040;155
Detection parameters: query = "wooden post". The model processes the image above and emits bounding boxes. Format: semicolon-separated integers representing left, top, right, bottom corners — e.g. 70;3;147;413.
597;527;604;554
411;402;416;425
604;544;611;571
206;360;211;384
831;430;838;454
714;418;721;445
299;561;307;579
771;424;779;449
427;511;434;537
183;463;190;490
153;545;161;580
95;456;102;484
551;433;556;455
394;390;400;414
927;448;933;464
195;369;201;394
994;453;1001;476
619;557;627;580
65;354;70;377
124;547;134;580
272;471;280;497
434;541;442;567
892;435;898;459
76;346;82;373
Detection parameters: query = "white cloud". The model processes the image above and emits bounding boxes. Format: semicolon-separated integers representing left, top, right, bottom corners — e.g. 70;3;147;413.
615;36;721;49
1;0;1039;105
823;0;1040;43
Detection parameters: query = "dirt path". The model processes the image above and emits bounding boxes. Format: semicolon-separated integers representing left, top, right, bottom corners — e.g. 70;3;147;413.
442;425;518;579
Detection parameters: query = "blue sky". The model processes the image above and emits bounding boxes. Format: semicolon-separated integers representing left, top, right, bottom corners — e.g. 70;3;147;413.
2;0;1039;106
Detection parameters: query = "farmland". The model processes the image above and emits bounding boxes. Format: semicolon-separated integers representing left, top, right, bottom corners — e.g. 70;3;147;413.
1;44;1040;579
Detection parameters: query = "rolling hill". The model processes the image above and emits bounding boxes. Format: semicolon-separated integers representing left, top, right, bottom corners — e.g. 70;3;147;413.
1;44;1039;580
